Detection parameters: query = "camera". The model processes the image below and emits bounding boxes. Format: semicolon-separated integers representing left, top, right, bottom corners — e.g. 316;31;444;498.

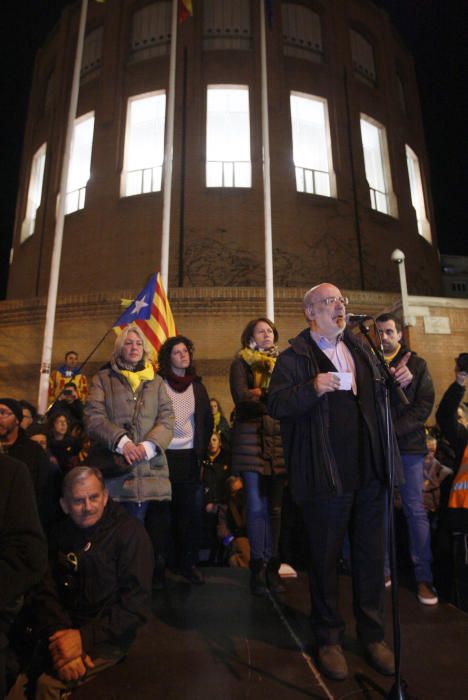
63;388;74;396
456;353;468;373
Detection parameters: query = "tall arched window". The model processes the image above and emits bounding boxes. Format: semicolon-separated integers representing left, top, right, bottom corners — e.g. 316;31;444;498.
21;143;46;242
405;145;431;242
206;86;251;188
121;92;167;197
360;114;396;216
290;93;335;197
66;113;95;214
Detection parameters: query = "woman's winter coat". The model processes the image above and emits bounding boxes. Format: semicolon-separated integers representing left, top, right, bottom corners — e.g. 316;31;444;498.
84;360;174;503
229;357;285;476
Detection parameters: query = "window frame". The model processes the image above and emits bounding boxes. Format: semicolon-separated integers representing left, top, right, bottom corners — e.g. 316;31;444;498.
21;142;47;243
405;144;431;242
290;91;336;198
65;111;95;215
360;113;397;217
120;90;167;198
205;85;252;189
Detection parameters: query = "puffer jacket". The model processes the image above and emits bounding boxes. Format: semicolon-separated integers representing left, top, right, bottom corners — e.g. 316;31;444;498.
84;360;174;503
229;357;285;476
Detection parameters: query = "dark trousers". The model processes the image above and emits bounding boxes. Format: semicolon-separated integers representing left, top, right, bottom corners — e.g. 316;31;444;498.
120;500;170;566
0;632;6;700
167;450;202;571
300;479;386;647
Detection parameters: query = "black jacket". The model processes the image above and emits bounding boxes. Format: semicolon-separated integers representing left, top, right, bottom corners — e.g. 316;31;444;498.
387;346;435;454
268;328;399;502
32;500;153;658
3;430;58;527
0;456;47;611
436;381;467;472
202;448;231;504
192;379;214;461
230;357;285;476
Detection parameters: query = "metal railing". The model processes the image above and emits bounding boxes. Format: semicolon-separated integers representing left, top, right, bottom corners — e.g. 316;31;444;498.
206;160;251;188
125;166;162;196
369;186;389;214
295;166;330;196
65;186;87;214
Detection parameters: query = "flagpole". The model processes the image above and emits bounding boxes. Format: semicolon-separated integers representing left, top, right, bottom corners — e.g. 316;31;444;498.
160;0;178;292
44;328;112;417
260;0;275;321
37;0;89;416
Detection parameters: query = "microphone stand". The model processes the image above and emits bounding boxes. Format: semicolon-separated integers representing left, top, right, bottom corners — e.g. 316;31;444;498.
353;319;408;700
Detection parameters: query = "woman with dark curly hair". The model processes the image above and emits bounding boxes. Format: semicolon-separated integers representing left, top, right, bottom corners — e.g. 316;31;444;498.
230;318;286;595
158;335;213;584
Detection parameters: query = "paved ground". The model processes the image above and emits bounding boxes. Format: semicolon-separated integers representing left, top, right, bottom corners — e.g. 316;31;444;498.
74;568;468;699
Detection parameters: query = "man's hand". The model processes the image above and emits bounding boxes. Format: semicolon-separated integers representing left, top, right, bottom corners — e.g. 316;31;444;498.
122;440;145;464
56;655;94;682
313;373;340;397
49;629;83;668
247;388;262;400
390;352;413;390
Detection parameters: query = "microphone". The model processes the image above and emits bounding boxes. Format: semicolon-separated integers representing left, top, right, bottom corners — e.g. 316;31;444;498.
346;313;373;323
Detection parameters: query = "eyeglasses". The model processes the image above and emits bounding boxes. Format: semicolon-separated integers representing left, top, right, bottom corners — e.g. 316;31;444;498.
313;296;349;306
0;410;14;418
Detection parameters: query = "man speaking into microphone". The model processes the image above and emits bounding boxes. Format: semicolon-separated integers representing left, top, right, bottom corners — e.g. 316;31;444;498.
268;283;397;681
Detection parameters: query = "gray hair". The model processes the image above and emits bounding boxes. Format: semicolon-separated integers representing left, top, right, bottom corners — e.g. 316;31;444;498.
112;324;149;364
62;466;105;498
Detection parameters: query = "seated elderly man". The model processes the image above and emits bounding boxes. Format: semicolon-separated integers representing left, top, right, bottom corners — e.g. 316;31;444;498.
9;467;154;699
1;455;47;699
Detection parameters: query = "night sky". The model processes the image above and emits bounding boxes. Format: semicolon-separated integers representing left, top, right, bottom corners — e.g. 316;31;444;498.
1;0;466;299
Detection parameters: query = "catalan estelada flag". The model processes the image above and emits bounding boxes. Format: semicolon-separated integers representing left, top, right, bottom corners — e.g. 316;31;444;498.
179;0;193;23
113;273;177;360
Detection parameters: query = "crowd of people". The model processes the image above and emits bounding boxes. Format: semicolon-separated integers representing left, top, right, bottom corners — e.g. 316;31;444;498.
1;284;467;696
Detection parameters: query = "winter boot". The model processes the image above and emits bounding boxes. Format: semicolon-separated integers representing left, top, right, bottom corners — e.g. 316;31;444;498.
266;557;285;593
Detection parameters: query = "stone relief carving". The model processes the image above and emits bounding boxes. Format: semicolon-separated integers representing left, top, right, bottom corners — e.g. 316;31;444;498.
184;236;260;286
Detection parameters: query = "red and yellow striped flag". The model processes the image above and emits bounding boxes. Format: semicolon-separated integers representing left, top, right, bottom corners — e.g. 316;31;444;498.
113;273;177;361
179;0;193;23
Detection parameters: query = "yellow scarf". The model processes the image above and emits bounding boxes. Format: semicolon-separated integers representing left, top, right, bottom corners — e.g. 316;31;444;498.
119;362;154;393
239;347;277;390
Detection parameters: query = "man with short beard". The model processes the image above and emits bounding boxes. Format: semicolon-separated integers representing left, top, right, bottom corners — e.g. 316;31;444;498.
268;283;397;681
376;312;436;606
0;399;54;527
